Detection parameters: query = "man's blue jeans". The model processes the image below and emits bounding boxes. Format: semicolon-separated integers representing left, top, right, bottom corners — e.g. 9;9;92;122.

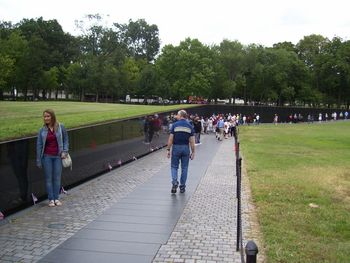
171;144;190;188
42;155;62;200
195;133;200;144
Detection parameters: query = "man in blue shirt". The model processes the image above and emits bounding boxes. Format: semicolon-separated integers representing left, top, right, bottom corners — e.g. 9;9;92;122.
167;110;195;193
217;117;225;141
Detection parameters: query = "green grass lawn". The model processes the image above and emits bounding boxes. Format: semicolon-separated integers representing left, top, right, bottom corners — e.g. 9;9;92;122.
0;101;197;141
239;121;350;263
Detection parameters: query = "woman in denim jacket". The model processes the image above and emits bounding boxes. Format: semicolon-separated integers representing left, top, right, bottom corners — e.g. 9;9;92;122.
36;109;69;207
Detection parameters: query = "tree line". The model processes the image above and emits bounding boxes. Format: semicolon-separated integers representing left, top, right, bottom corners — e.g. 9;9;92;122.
1;15;349;108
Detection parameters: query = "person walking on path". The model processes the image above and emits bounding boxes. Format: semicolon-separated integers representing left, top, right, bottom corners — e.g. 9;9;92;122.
166;110;195;194
36;109;69;207
217;117;225;141
193;116;202;144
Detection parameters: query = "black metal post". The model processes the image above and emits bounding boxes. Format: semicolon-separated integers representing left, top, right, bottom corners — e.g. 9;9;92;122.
235;141;240;199
239;157;242;180
236;158;239;197
236;151;241;199
245;240;259;263
236;180;241;251
236;156;242;252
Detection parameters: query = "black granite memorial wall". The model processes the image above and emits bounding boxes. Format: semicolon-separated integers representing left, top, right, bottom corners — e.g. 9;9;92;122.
0;115;168;216
0;105;344;216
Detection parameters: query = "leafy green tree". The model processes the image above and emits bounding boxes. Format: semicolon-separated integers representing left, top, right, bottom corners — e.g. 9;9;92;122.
154;44;178;99
85;54;104;101
65;62;87;101
297;84;322;106
139;63;157;100
219;40;245;81
0;21;14;39
209;48;229;103
100;62;121;101
239;44;264;104
273;41;297;53
120;57;141;98
218;40;245;102
100;28;128;66
76;14;105;56
263;48;309;105
15;35;47;99
156;38;215;101
297;34;328;68
0;30;28;99
114;19;160;62
0;55;14;99
12;17;76;99
318;37;350;107
75;15;107;101
75;14;127;101
18;17;73;68
296;34;329;94
338;40;350;108
39;66;59;99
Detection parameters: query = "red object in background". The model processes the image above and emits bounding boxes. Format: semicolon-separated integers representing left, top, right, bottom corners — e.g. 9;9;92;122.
90;140;97;149
188;96;207;104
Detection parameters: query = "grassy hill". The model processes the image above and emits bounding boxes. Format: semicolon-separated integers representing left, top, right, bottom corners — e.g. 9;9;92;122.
0;101;196;141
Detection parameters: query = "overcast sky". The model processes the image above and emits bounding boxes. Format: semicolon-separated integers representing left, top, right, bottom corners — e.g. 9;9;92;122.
1;0;349;48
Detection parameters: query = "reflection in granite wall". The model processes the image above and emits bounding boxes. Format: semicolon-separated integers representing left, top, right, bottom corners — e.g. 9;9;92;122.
0;115;168;216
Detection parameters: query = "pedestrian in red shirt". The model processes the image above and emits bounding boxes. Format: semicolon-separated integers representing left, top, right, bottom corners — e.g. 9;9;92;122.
36;109;69;207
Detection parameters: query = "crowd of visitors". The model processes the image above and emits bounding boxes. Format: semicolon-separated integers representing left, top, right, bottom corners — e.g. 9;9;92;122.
279;111;349;124
162;112;241;142
142;110;349;144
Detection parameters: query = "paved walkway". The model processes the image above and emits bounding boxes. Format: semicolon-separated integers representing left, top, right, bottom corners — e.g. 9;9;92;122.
153;136;238;263
0;134;263;263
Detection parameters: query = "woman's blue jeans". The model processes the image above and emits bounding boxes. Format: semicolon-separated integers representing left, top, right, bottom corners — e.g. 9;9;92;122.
42;155;62;200
171;145;190;188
